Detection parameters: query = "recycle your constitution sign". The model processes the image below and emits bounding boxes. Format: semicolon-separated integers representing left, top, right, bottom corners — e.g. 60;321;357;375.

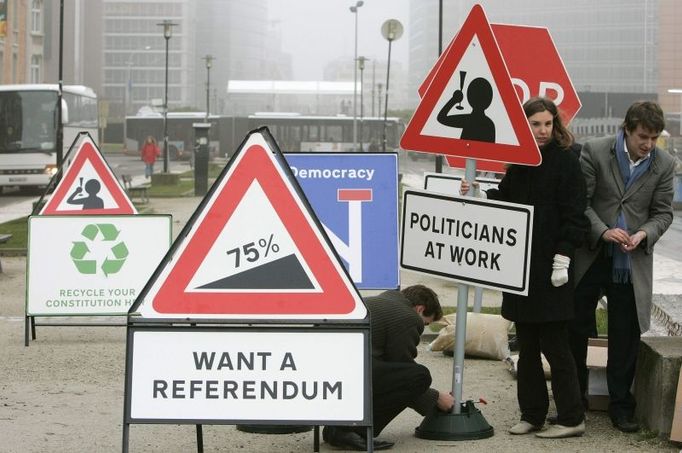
26;215;171;316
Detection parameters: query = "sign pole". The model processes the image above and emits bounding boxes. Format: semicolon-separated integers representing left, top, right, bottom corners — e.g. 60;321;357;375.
452;158;477;411
415;157;494;440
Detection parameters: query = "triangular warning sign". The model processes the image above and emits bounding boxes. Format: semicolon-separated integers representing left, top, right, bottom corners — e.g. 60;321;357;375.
401;4;541;166
40;134;137;215
130;128;367;321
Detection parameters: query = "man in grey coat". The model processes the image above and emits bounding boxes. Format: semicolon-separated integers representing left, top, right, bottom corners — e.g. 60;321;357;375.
569;101;675;433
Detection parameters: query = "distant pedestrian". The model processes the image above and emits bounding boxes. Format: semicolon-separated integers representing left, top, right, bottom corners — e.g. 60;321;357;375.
569;100;675;433
368;139;380;152
140;136;161;179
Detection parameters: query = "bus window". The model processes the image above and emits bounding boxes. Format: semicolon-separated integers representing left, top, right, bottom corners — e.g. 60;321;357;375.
325;125;342;143
308;124;319;141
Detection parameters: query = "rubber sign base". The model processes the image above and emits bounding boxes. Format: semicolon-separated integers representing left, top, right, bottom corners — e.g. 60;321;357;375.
415;400;494;441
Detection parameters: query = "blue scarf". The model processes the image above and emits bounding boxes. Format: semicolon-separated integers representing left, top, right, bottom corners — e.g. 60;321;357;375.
610;129;654;283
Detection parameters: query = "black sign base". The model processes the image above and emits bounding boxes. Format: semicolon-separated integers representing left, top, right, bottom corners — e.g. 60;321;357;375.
415;400;494;441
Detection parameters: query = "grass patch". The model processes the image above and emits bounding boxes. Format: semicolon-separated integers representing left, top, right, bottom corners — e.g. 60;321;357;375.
178;163;224;179
102;143;123;153
0;216;28;249
147;179;194;197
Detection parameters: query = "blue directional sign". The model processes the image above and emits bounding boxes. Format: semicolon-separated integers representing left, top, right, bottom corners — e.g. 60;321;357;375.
285;153;399;289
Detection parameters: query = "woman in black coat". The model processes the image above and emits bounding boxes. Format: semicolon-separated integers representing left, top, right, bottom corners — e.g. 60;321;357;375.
462;97;589;438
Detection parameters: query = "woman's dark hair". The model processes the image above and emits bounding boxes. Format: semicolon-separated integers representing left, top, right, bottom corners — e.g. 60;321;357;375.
401;284;443;321
621;101;665;134
523;96;574;148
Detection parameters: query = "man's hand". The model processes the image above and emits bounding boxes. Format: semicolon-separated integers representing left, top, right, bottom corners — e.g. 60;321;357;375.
602;228;631;250
436;391;455;412
623;230;646;252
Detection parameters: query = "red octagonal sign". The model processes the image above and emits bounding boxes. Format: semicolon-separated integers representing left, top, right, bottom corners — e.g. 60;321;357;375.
418;21;581;172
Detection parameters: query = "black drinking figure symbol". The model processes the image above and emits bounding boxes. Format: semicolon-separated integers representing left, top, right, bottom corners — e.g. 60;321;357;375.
66;177;104;209
437;71;496;143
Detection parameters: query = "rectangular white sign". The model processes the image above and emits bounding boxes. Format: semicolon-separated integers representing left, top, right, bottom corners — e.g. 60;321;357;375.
128;330;367;422
401;189;533;295
424;172;500;195
26;215;171;316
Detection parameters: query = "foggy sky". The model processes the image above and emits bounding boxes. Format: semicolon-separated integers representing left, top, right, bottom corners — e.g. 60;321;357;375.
267;0;410;80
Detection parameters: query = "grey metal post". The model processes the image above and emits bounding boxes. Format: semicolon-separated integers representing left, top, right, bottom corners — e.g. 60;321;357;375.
157;20;177;173
451;158;477;414
350;2;363;152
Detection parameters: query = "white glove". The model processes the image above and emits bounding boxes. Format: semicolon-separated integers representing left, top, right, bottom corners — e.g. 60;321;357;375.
551;254;570;287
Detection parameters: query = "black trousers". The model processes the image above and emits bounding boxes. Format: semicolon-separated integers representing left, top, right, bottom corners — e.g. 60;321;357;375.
334;359;432;438
568;252;641;420
370;360;432;435
515;321;584;427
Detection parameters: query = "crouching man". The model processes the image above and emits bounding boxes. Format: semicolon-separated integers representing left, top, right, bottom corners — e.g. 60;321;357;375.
323;285;455;450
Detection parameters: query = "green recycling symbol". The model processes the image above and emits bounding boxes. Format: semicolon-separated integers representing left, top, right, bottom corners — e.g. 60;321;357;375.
70;223;128;277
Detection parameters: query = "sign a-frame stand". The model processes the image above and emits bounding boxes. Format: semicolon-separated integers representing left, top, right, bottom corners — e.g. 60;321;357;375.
122;128;373;452
399;4;546;441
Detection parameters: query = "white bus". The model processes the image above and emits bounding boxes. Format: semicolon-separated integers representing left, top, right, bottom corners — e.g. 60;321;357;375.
0;84;98;193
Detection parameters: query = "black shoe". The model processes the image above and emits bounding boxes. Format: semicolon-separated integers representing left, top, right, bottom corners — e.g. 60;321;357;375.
371;439;395;450
611;416;639;433
323;427;394;451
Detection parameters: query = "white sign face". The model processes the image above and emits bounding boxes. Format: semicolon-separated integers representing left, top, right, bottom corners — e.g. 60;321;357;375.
128;330;367;422
423;172;500;195
400;189;533;295
26;215;171;316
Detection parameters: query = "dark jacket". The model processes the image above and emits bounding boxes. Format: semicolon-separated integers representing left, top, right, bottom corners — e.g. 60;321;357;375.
364;290;438;414
486;140;589;323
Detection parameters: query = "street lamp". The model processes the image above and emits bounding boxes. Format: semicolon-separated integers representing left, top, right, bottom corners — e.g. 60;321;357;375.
349;1;364;152
668;88;682;136
357;56;368;151
123;46;151;152
203;55;214;122
381;19;403;152
157;19;177;173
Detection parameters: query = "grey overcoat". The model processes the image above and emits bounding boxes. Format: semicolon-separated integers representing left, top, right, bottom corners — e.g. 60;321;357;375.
574;135;675;332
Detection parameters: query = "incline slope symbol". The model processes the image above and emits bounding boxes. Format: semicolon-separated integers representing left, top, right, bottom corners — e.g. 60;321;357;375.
197;254;314;290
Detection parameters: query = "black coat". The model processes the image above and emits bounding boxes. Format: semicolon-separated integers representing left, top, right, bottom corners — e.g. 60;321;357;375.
486;140;589;323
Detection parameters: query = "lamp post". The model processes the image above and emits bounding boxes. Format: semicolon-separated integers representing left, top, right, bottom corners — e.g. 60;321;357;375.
376;83;383;120
380;19;403;152
668;88;682;136
123;46;151;152
349;1;364;152
203;55;214;122
357;56;368;151
157;19;177;173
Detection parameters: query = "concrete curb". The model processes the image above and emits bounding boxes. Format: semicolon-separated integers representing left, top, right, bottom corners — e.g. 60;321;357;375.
651;294;682;336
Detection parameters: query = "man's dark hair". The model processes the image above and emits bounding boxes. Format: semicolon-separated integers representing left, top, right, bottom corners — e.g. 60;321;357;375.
401;284;443;321
621;101;665;134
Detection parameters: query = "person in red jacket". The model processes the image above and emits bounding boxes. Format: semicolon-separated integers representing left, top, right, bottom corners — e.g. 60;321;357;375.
140;135;161;179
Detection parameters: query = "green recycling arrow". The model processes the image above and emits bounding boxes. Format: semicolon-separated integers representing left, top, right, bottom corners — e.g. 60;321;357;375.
97;224;120;241
70;241;90;260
